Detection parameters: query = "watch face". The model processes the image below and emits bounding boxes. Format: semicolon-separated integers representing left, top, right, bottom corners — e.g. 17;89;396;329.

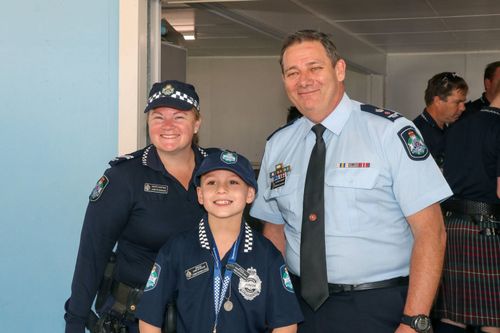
414;316;431;331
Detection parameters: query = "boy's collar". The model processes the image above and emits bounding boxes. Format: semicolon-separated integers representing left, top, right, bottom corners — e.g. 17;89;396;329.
198;216;254;253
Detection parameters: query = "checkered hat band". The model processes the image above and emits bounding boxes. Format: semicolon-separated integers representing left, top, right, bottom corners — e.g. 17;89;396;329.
148;91;200;111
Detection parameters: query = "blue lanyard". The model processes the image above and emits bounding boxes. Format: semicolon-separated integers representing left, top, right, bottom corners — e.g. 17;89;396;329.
212;234;241;333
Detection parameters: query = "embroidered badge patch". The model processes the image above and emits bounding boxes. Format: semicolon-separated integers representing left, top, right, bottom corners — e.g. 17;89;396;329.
280;265;295;293
269;163;291;189
162;84;174;95
398;126;429;161
145;263;161;291
144;183;168;194
238;267;262;301
221;150;238;164
185;262;209;280
89;175;109;202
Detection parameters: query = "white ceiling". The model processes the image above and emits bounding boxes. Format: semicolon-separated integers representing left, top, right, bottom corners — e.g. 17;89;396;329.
162;0;500;57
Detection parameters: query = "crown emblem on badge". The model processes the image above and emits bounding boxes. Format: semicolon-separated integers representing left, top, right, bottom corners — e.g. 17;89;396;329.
162;84;174;95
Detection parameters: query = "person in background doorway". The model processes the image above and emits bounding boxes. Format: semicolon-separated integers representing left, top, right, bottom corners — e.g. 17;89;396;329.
434;76;500;333
464;61;500;115
413;72;467;169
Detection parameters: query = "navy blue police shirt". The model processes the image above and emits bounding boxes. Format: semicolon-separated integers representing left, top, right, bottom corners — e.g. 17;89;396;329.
464;92;490;117
136;216;303;332
413;109;446;168
443;106;500;204
65;145;215;332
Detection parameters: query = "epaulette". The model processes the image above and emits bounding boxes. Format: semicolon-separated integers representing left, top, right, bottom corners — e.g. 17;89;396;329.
108;147;145;166
267;118;299;141
360;104;402;122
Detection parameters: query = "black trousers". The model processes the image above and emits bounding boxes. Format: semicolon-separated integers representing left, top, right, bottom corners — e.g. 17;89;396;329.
292;277;408;333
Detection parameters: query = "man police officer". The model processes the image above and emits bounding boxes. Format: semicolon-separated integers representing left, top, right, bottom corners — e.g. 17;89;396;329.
250;30;452;333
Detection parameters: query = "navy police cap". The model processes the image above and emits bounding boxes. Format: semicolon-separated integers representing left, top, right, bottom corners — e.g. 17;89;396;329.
195;150;258;192
145;80;200;113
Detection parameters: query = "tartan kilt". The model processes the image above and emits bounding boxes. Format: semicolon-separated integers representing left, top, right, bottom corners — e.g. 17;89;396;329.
433;213;500;327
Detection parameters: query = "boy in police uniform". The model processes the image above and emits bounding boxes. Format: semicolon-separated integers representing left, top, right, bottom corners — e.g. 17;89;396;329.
136;150;303;333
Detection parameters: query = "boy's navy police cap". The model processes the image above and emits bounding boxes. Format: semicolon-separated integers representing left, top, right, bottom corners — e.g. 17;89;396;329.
195;150;258;192
145;80;200;113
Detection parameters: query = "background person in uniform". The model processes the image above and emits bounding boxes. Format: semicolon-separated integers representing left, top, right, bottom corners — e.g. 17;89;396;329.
287;106;303;123
465;61;500;115
136;150;303;333
250;29;452;333
434;78;500;333
413;72;468;169
64;80;217;333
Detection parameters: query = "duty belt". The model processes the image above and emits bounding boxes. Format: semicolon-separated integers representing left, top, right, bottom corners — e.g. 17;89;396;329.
441;198;500;217
290;274;408;294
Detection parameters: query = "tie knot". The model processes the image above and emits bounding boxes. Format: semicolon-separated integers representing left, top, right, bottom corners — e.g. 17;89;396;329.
311;124;326;139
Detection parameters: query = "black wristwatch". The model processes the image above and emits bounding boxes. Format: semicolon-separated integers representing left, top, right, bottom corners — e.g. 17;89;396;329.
400;314;431;333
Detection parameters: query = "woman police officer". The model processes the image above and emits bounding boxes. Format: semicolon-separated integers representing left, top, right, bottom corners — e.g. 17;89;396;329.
64;80;217;333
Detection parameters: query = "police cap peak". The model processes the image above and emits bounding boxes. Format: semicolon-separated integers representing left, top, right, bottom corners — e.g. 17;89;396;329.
145;80;200;113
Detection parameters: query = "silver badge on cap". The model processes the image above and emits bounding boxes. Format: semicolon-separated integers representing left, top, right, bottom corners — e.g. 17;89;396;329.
220;151;237;164
238;267;261;301
162;84;174;95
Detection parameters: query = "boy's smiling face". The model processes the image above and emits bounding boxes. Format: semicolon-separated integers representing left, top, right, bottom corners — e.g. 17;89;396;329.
197;169;256;220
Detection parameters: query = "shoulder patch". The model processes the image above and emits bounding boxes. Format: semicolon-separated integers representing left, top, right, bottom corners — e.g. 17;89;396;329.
397;126;429;161
108;147;146;166
267;118;299;141
89;175;109;201
145;263;161;292
280;265;295;293
360;104;402;122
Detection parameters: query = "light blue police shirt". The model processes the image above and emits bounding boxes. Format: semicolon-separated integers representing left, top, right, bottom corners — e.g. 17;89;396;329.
250;93;452;284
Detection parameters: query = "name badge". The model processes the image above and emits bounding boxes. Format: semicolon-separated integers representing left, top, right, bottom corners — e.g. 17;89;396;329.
226;262;250;280
144;183;168;194
185;262;209;280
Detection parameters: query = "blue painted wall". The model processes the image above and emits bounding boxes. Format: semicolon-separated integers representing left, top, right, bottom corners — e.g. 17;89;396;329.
0;1;119;330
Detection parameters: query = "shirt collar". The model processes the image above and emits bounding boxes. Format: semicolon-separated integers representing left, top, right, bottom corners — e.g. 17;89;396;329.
142;145;208;174
423;108;448;131
300;93;352;139
198;215;254;253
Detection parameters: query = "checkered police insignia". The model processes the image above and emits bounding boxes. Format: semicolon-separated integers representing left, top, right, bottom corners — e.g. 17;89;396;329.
280;265;295;293
220;151;238;164
243;223;253;253
398;126;429;161
145;263;161;291
198;218;210;250
142;145;153;166
198;146;208;158
89;175;109;201
269;163;291;189
238;267;261;300
147;89;200;111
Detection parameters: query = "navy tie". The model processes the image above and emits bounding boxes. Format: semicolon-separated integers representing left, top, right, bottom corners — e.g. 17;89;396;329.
300;123;329;311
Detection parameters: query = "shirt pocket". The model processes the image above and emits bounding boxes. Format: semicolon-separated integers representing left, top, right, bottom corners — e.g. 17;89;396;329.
263;174;301;221
325;168;380;232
